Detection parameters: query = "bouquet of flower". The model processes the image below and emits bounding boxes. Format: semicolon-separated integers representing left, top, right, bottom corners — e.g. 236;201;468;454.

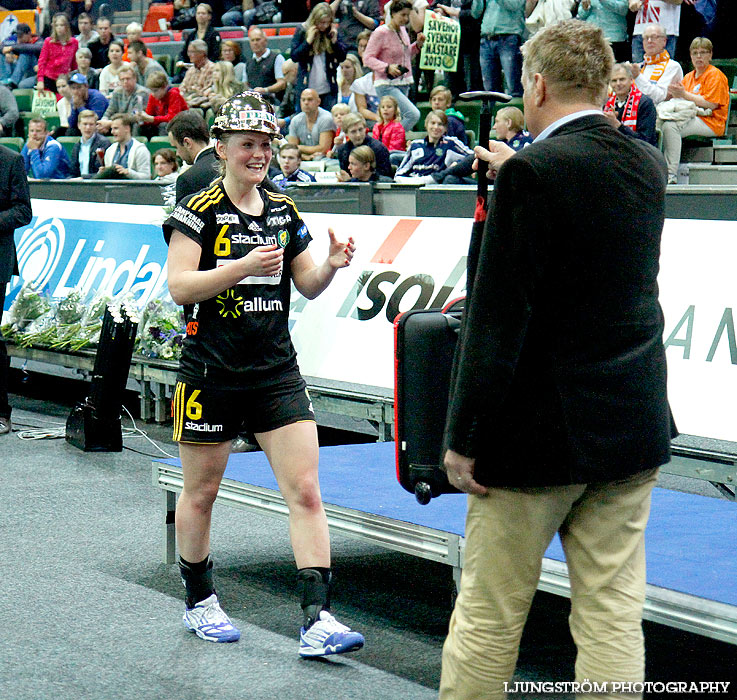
136;298;186;361
1;283;51;340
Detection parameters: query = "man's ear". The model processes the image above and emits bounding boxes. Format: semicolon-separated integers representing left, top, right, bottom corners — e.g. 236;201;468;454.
533;73;546;107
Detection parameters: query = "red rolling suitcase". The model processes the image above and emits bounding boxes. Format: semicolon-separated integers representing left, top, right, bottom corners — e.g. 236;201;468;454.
393;298;465;504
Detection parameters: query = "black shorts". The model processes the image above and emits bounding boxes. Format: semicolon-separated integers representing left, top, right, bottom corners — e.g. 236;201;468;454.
171;372;315;444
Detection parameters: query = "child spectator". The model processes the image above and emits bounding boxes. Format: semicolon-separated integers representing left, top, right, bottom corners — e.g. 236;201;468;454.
330;102;351;150
372;94;406;151
272;142;317;189
348;144;393;183
429;85;467;144
493;106;532;151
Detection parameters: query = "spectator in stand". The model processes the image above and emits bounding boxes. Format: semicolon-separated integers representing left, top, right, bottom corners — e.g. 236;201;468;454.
153;149;179;182
0;85;18;136
630;0;681;63
243;27;286;105
69;109;110;177
291;2;348;113
167;110;218;202
97;112;151;179
222;0;282;27
428;1;481;96
121;23;153;62
203;61;239;111
394;109;473;181
628;22;683;105
37;13;78;93
430;85;468;144
355;28;372;67
220;40;245;84
174;3;221;83
68;71;108;133
75;48;99;90
98;40;128;97
330;0;381;52
350;66;379;126
288;87;336;160
472;0;525;97
98;65;151;134
493;105;533;149
128;40;165;87
180;40;215;109
273;142;317;189
171;0;197;30
0;23;41;89
88;18;114;70
660;37;729;184
276;59;299;132
337;53;362;109
363;0;424;132
347;144;393;182
75;13;98;49
330;102;351;150
138;71;188;137
576;0;629;62
21;117;71;178
335;112;392;179
603;63;657;146
55;73;73;134
372;94;406;151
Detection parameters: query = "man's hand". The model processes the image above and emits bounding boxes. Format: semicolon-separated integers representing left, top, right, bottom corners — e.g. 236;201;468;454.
443;449;488;496
603;109;621;127
473;141;516;180
97;119;112;133
437;4;460;17
327;228;355;268
114;164;129;176
627;61;641;79
416;31;426;49
629;0;642;10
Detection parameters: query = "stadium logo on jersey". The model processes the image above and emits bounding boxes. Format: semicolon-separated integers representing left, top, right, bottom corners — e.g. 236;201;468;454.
230;232;277;245
216;213;239;224
248;221;262;232
278;229;289;248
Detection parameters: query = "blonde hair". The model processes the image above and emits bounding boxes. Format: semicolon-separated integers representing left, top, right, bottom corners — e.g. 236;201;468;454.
331;103;350;118
495;106;525;133
690;37;713;53
424;109;448;129
521;19;613;105
377;95;401;125
305;3;335;56
214;60;237;98
51;13;72;43
339;53;363;92
341;112;366;132
429;85;452;108
349;145;375;170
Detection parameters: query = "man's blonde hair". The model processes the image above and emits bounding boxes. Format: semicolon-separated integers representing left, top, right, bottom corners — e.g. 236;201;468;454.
341;113;366;132
521;19;613;105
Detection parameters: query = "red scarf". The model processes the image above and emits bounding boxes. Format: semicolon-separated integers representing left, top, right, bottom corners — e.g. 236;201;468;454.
605;85;643;132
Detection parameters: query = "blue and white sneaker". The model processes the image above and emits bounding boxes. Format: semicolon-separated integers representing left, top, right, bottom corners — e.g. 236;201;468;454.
299;611;365;658
183;594;241;643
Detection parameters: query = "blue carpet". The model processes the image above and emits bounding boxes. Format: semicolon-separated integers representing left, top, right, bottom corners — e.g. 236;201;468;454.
159;442;737;608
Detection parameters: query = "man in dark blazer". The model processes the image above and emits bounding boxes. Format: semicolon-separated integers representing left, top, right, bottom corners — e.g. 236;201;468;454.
167;110;218;204
69;109;110;178
0;144;32;435
440;20;674;699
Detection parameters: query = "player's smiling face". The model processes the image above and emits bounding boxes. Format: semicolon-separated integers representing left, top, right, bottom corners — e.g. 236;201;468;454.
218;131;273;185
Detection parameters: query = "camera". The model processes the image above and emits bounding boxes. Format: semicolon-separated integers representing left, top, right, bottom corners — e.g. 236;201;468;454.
396;65;409;75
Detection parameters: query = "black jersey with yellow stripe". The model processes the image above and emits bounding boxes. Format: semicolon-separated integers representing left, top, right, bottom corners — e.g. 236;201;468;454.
163;182;313;389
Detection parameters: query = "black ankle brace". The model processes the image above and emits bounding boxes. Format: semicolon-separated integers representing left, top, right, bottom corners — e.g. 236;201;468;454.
179;555;215;608
297;567;332;629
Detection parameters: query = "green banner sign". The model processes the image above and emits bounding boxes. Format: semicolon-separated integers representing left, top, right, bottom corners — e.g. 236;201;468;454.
419;11;460;73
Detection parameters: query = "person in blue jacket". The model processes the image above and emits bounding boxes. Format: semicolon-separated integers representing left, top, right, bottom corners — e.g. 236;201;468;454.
21;117;71;179
67;72;109;135
576;0;629;62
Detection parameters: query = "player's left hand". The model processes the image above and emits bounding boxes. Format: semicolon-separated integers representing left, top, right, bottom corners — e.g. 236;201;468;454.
327;228;355;269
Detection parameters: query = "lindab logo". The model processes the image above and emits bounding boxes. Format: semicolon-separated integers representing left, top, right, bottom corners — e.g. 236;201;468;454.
11;218;65;294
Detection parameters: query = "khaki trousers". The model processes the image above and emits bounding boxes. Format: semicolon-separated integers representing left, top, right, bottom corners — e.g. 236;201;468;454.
440;468;659;700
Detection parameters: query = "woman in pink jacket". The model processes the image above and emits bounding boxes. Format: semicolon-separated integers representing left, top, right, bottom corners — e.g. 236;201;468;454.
363;0;424;132
37;14;78;93
371;94;406;151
